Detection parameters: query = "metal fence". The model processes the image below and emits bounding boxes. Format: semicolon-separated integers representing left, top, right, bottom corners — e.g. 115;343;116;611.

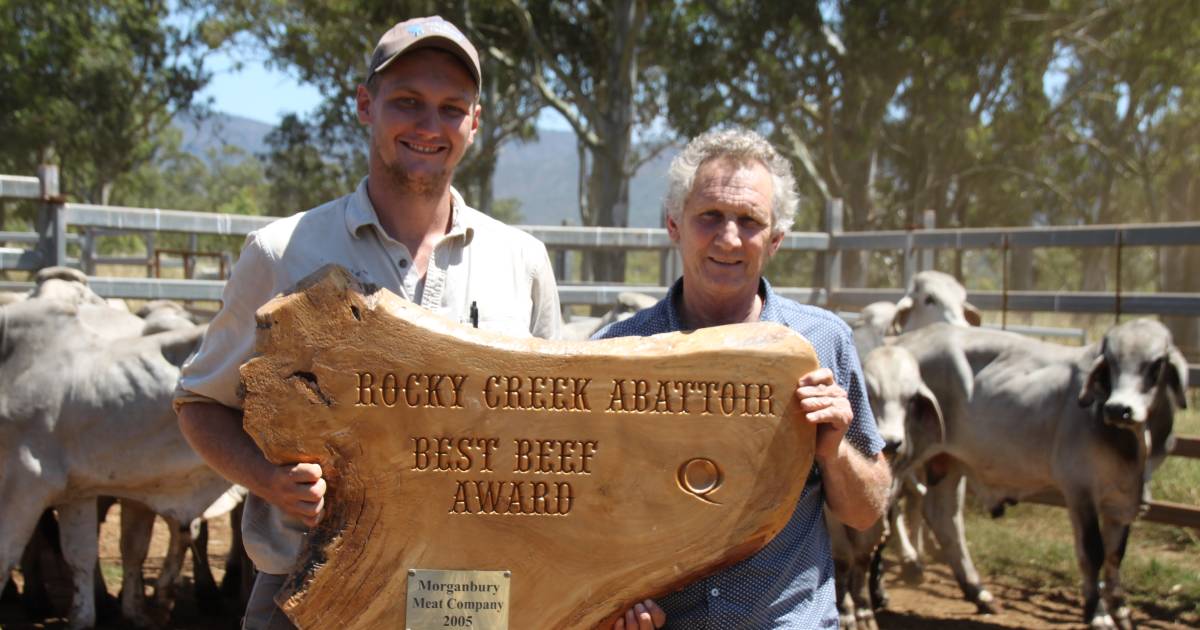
3;168;1199;528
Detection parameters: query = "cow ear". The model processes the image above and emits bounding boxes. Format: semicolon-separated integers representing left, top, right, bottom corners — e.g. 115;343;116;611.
914;382;946;444
156;325;207;367
963;301;982;327
1165;346;1189;409
892;296;913;334
1078;352;1109;407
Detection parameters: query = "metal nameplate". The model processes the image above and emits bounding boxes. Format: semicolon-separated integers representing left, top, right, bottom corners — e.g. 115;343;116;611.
406;569;511;630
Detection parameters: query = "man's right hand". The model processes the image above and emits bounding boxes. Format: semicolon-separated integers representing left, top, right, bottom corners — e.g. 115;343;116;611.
611;599;666;630
264;462;326;527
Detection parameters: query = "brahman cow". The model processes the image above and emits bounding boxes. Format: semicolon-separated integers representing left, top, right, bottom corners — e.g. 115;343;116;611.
894;318;1187;629
0;281;234;628
834;270;981;625
827;345;945;630
561;291;659;340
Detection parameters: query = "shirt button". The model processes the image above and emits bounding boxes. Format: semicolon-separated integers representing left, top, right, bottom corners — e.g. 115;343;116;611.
710;588;720;597
398;259;409;269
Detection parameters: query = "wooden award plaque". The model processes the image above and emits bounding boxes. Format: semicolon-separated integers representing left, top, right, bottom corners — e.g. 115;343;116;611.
240;265;818;629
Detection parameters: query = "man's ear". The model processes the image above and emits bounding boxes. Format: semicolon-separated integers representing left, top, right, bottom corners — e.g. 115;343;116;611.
356;84;372;125
666;213;681;243
468;102;482;140
767;229;785;257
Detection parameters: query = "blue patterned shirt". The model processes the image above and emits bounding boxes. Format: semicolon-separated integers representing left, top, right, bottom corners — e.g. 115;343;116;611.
593;278;884;629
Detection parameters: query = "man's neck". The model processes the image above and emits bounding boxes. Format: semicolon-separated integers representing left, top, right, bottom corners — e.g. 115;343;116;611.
677;282;763;330
365;171;454;257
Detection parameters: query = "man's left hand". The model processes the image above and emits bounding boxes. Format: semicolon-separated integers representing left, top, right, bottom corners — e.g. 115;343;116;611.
795;368;853;461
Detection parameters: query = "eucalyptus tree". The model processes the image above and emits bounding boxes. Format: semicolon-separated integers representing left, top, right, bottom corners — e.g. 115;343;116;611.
0;0;217;208
493;0;678;283
664;1;1060;288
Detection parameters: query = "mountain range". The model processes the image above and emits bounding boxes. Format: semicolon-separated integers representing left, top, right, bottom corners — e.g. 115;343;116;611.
176;112;676;227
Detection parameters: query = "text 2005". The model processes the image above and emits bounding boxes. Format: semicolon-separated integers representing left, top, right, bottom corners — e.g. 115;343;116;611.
443;615;472;627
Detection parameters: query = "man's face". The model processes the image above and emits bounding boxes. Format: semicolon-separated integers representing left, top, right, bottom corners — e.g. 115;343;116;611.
357;48;480;197
668;158;782;301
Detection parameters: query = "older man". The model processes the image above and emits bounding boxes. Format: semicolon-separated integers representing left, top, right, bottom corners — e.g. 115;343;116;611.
175;16;561;630
598;128;890;629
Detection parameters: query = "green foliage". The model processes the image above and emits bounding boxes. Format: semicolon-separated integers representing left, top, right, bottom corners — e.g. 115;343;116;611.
261;114;362;217
0;0;220;206
107;127;268;254
488;198;524;225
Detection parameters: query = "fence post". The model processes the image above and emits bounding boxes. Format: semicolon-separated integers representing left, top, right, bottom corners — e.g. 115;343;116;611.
824;199;843;308
920;209;936;271
36;164;66;268
81;228;95;275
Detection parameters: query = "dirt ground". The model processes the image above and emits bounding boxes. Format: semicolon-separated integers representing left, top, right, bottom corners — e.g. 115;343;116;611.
0;506;1192;629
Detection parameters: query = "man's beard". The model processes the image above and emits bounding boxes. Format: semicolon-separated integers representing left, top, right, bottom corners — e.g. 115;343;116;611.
375;141;452;200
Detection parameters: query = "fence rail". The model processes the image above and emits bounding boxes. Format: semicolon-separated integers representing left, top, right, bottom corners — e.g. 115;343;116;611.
2;169;1199;529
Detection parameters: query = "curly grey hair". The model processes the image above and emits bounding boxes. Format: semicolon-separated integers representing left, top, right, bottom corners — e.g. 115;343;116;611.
663;127;798;237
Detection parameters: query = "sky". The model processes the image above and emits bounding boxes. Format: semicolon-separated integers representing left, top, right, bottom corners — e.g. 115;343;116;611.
198;47;572;130
196;48;324;124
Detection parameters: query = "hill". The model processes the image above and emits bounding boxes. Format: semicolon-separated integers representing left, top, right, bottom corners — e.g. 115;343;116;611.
174;112;674;227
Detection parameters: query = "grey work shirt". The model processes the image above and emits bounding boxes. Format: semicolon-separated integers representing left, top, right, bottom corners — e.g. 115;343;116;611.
175;178;562;574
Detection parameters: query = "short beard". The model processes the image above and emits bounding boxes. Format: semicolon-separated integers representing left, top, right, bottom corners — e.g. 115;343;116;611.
373;142;452;201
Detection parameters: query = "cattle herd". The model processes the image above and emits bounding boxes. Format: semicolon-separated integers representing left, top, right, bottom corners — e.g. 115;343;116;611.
0;269;1190;629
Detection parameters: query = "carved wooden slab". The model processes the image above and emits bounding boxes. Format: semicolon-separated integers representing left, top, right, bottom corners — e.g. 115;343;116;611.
240;265;818;629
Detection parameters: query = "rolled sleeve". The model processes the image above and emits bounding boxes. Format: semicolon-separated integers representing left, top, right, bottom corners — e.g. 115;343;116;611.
174;233;278;412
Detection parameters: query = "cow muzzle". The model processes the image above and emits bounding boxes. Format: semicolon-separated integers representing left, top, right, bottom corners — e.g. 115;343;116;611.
1102;401;1139;427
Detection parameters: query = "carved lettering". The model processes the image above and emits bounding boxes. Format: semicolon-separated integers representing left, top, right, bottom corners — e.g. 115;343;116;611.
483;375;594;411
356;372;377;406
414;436;502;473
603;379;776;417
511;439;598;475
448;480;575;516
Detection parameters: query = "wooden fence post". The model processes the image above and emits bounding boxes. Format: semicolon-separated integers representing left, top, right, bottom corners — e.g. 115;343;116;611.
824;199;843;308
921;209;936;272
36;164;66;268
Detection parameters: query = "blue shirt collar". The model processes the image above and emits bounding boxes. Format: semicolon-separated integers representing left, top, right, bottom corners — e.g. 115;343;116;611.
664;276;780;329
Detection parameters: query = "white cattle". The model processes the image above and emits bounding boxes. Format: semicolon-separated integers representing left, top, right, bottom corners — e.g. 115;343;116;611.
0;282;234;628
894;319;1187;629
894;270;982;331
834;270;981;624
559;292;659;340
828;345;945;630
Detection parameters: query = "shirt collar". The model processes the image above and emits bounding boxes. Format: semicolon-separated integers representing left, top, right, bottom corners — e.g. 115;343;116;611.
344;178;475;245
665;276;776;329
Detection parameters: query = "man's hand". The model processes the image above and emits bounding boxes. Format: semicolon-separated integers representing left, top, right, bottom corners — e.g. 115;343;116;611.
263;462;326;527
796;368;853;461
611;599;666;630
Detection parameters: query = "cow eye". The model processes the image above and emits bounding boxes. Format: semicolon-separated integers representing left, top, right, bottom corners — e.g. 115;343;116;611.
1145;358;1166;388
924;295;936;306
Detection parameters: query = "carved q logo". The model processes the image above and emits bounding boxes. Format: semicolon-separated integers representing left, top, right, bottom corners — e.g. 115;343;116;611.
677;458;723;504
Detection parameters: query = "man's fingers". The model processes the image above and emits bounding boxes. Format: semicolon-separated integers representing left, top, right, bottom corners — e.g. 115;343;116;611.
797;384;847;399
612;618;625;630
645;599;666;627
624;607;637;630
799;367;835;386
289;462;323;482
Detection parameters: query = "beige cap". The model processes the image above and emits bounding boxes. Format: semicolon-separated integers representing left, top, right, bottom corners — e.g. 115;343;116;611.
367;16;481;88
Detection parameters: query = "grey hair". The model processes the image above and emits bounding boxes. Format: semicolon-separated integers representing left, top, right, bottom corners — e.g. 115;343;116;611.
663;127;798;237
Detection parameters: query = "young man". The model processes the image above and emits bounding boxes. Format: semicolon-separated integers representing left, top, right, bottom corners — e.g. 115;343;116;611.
175;16;561;629
599;128;890;629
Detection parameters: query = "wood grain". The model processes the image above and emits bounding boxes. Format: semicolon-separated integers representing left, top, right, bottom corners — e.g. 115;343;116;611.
240;265;818;629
